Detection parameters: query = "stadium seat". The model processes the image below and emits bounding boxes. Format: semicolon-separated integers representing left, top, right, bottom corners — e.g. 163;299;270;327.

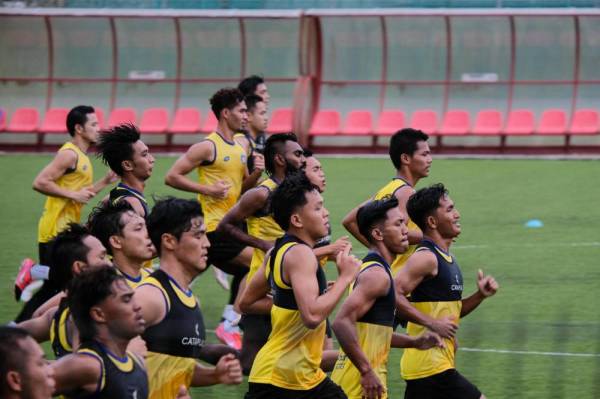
472;109;503;135
108;108;137;127
503;109;535;135
169;108;201;134
139;108;170;134
439;109;470;136
95;108;105;130
40;108;69;134
201;111;218;133
0;109;6;131
341;110;373;135
410;110;438;134
8;108;39;132
374;110;405;136
308;109;341;136
536;109;567;135
568;109;599;135
266;108;293;134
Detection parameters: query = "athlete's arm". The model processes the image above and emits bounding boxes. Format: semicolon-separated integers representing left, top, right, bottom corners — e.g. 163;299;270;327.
393;186;423;244
17;305;57;342
33;149;95;203
164;141;231;198
52;353;102;394
217;187;273;252
390;331;444;349
332;266;389;398
394;250;458;338
460;269;499;318
122;196;146;217
313;236;351;261
238;252;273;314
241;153;265;192
135;284;168;327
190;353;242;386
342;200;371;248
32;292;66;318
91;170;117;194
287;244;360;329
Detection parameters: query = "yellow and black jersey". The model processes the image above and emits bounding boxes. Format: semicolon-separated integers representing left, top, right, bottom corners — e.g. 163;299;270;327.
140;269;205;399
38;142;93;243
314;226;332;268
246;177;284;282
373;177;420;275
50;296;72;359
234;130;266;172
197;132;246;232
109;183;148;218
115;267;153;289
249;234;328;390
401;238;463;380
67;340;148;399
331;252;396;399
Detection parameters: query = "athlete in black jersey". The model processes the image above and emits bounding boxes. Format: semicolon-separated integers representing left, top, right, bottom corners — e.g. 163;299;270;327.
234;94;267;175
51;267;151;399
97;124;154;218
395;184;499;399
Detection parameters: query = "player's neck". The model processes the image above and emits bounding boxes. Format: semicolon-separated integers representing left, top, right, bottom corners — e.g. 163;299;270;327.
216;121;235;142
95;329;129;358
287;227;316;247
425;232;452;253
71;135;91;153
121;174;145;193
159;256;195;291
113;253;144;278
371;244;394;265
273;168;286;183
395;168;417;187
248;126;260;139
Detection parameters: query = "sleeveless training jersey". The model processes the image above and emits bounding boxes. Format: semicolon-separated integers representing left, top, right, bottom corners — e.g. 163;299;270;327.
373;177;420;275
67;340;148;399
246;177;284;282
140;269;206;399
50;296;73;359
38;142;93;243
115;267;153;289
109;183;148;217
315;226;332;268
249;234;328;390
401;239;463;380
197;132;246;232
331;252;396;399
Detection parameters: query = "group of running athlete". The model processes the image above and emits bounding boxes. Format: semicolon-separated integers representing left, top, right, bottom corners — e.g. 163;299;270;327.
2;75;499;399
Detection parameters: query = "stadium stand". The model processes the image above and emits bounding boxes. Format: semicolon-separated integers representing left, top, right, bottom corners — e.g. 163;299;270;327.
7;108;39;133
200;112;218;134
108;108;137;128
39;108;68;134
266;108;293;134
439;110;470;136
168;108;201;134
410;110;439;135
503;109;535;136
569;109;600;135
309;109;341;137
139;108;170;135
472;110;503;136
537;109;568;135
374;110;405;136
341;110;373;136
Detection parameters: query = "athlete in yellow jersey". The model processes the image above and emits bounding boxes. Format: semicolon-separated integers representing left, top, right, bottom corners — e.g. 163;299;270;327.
135;198;242;399
165;88;264;349
395;184;499;399
331;197;442;399
218;133;305;373
240;172;361;398
343;128;432;276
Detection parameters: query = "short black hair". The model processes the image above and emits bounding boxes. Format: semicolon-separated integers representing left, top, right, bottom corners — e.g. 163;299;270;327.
264;132;298;176
238;75;265;97
303;148;314;158
271;171;319;231
389;128;429;170
407;183;449;232
147;197;203;256
357;196;400;244
88;201;135;255
97;123;141;176
66;105;95;137
48;223;92;291
244;94;264;113
210;88;244;119
0;326;31;396
68;267;125;342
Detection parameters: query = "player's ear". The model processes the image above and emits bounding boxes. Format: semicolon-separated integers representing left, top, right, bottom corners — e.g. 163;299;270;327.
161;233;176;251
221;107;230;120
90;305;107;324
371;226;384;242
72;260;86;276
400;153;411;166
290;213;302;229
426;215;437;230
109;235;122;250
122;159;134;173
6;369;24;392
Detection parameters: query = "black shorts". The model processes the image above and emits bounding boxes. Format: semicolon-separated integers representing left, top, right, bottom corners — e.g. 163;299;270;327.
246;377;347;399
240;314;272;341
404;369;481;399
206;230;246;266
38;242;52;267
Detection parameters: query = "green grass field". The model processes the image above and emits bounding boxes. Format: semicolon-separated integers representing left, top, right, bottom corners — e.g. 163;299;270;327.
1;154;599;398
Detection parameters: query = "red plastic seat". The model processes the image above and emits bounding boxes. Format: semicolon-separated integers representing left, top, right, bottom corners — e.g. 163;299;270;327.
537;109;567;135
94;107;105;130
40;108;69;134
108;108;137;127
374;110;405;136
410;110;438;134
201;111;218;133
266;108;293;134
140;108;170;134
341;110;373;135
169;108;201;134
8;108;39;132
472;110;503;135
308;110;341;136
439;109;470;136
503;109;535;135
568;109;599;135
0;109;6;131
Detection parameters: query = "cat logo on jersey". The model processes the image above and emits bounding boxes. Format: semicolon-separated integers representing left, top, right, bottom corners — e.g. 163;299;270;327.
82;164;88;171
224;156;230;162
241;154;247;163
